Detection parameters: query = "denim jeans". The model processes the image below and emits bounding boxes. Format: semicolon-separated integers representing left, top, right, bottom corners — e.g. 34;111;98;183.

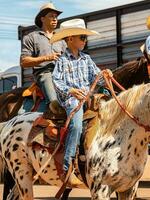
63;101;83;171
34;71;57;104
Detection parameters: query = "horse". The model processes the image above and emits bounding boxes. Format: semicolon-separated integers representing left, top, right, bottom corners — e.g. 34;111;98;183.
0;82;150;200
0;87;25;122
0;56;149;200
112;57;149;91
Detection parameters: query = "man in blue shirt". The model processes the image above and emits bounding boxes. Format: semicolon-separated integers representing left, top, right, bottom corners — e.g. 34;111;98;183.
52;18;109;186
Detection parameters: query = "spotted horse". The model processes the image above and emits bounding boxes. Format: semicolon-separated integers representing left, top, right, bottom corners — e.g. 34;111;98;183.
1;83;150;200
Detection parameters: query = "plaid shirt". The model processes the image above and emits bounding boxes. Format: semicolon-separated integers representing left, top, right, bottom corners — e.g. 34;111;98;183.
52;48;104;108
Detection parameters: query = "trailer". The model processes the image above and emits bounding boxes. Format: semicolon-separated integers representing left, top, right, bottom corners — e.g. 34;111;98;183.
0;66;21;94
18;1;150;87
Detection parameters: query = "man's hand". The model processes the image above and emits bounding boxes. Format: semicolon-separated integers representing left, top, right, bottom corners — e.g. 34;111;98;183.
105;69;113;77
45;53;61;61
69;88;87;100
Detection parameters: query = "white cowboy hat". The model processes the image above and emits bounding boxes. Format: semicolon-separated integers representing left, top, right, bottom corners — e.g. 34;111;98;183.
50;18;99;43
146;16;150;30
35;3;62;28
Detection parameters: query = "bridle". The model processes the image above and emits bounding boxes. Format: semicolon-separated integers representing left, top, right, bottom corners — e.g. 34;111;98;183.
102;70;150;132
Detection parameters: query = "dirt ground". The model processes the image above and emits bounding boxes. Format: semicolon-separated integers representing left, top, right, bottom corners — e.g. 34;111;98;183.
1;184;150;200
0;157;150;200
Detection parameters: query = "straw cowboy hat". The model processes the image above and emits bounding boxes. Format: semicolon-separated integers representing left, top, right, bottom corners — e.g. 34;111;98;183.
146;16;150;30
35;3;62;28
50;18;99;43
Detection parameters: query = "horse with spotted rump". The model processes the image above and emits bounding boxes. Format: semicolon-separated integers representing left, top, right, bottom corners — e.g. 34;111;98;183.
0;82;150;200
0;56;148;200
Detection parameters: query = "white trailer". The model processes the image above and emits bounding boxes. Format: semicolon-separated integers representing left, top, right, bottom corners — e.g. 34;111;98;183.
0;66;21;94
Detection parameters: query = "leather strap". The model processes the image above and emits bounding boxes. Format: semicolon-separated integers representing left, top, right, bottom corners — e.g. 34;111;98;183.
55;163;72;199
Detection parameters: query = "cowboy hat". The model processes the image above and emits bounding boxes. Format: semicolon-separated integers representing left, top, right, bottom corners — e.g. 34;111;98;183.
50;18;99;43
146;16;150;30
35;3;62;28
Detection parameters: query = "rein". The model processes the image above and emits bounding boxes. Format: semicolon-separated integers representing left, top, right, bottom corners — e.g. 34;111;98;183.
59;72;102;143
102;70;150;132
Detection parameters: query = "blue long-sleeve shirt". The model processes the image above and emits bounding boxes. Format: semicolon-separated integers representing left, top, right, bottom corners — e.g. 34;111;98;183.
52;48;104;108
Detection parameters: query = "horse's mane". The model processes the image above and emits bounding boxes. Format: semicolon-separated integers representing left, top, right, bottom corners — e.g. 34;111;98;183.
99;83;150;135
113;57;146;74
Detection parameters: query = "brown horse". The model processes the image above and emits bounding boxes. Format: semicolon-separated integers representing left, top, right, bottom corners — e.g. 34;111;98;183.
0;87;25;122
113;57;149;91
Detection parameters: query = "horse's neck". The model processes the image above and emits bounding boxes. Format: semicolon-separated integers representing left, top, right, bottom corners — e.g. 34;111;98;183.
95;84;150;141
84;114;100;151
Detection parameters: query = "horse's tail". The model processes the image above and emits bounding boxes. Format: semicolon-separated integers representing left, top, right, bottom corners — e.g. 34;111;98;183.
0;122;7;182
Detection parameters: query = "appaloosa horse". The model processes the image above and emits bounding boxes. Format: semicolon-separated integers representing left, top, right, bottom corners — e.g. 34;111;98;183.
0;83;150;200
0;56;149;200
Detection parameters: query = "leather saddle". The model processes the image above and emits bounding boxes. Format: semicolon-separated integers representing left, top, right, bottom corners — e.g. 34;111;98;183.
22;82;44;98
27;91;107;149
27;91;107;185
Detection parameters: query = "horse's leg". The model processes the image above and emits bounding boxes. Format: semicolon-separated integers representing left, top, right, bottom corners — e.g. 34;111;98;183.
3;169;15;200
117;181;139;200
11;164;33;200
4;151;34;200
90;183;111;200
61;188;72;200
6;184;20;200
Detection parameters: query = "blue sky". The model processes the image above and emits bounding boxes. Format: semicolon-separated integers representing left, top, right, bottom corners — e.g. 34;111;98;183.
0;0;144;71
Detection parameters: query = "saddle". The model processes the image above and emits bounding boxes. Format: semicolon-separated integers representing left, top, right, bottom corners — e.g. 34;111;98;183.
27;92;106;147
22;82;45;112
22;82;43;98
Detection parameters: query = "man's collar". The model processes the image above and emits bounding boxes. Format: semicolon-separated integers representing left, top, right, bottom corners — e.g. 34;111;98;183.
65;48;86;60
38;30;55;39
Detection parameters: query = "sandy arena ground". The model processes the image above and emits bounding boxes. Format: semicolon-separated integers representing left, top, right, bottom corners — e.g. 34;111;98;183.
0;157;150;200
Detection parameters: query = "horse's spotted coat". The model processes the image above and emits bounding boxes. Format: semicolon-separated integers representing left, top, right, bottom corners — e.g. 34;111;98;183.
1;84;150;200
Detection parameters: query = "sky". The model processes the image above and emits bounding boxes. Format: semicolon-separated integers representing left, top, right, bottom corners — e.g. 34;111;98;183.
0;0;144;71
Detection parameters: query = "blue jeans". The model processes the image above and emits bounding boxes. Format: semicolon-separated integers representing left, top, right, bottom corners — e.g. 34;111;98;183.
34;72;57;104
63;101;83;171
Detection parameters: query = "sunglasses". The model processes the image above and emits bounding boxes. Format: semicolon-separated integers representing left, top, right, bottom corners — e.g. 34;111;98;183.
79;35;87;41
